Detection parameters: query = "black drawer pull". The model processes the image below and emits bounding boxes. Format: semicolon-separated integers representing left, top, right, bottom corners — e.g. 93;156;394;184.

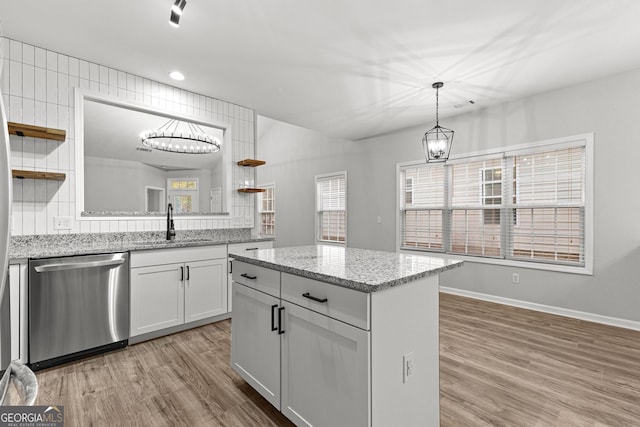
245;247;259;251
186;265;190;281
302;292;328;303
240;273;257;280
271;304;278;331
278;307;285;335
180;266;184;281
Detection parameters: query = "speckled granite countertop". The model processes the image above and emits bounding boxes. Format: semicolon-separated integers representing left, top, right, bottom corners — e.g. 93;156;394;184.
229;245;463;293
10;229;273;260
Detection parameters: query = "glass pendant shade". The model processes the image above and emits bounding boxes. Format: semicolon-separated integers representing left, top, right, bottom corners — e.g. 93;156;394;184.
422;125;454;162
422;82;454;163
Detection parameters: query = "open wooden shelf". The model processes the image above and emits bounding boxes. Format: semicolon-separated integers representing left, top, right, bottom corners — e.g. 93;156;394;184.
237;159;266;167
12;169;66;181
238;188;266;193
8;122;66;141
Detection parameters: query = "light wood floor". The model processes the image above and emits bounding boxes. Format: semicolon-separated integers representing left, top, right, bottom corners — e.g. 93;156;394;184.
33;293;640;426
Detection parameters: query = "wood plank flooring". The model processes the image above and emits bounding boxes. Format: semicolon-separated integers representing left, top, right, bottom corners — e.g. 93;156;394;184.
33;293;640;426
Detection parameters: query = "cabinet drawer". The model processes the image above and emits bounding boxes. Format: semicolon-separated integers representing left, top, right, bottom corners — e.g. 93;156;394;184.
232;261;280;298
131;245;227;268
281;273;369;330
228;240;273;256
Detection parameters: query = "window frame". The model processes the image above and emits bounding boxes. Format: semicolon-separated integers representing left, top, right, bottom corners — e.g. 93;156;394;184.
258;183;276;237
396;133;593;275
315;171;347;245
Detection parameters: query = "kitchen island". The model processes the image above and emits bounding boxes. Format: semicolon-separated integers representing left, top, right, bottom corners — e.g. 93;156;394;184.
229;245;463;427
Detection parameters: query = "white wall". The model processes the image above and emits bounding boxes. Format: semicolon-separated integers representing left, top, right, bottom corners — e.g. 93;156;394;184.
256;116;357;248
1;37;256;235
258;67;640;323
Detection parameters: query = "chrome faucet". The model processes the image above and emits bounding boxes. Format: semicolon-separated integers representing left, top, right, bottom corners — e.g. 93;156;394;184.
166;203;176;240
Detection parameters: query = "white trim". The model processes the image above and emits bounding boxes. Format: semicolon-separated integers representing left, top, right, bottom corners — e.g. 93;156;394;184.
440;287;640;331
315;171;347;245
396;133;594;275
74;88;233;221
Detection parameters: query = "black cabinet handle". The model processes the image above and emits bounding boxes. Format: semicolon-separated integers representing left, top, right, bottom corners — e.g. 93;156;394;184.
240;273;257;280
278;307;285;335
186;265;190;281
302;292;328;303
180;266;184;281
229;260;233;274
245;247;259;251
271;304;278;331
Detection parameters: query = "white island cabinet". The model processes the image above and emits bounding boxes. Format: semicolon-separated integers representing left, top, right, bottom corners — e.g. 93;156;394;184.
230;245;463;427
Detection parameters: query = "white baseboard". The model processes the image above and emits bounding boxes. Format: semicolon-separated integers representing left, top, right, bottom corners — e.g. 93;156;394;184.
440;286;640;331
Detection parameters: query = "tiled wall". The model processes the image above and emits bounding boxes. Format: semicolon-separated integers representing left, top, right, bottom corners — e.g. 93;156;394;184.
0;37;256;236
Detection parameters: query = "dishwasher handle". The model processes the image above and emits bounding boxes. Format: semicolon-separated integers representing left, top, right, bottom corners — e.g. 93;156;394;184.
34;258;125;273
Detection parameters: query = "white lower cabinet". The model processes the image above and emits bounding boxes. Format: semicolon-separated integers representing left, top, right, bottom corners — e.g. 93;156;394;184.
231;261;371;427
281;301;370;427
130;246;227;337
230;282;281;408
227;240;274;312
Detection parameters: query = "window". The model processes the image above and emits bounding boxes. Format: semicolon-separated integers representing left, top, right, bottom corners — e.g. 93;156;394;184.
398;135;591;272
316;172;346;243
258;185;276;236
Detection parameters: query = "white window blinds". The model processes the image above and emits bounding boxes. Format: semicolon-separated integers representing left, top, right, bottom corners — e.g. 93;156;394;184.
508;147;585;264
258;185;275;236
399;142;586;267
400;165;445;250
317;173;346;243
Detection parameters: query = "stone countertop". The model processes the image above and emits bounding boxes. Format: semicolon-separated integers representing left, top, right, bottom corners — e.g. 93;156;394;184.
229;245;463;293
9;230;273;260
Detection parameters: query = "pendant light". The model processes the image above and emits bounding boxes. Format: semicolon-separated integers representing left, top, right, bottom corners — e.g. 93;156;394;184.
422;82;454;163
140;119;221;154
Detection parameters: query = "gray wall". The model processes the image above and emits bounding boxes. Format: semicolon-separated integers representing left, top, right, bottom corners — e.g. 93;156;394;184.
258;66;640;323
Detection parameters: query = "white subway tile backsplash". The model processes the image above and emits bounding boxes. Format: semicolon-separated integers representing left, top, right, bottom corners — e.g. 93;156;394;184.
46;51;57;71
57;54;69;75
4;36;254;235
69;57;79;77
9;60;22;97
22;64;34;99
34;47;46;68
22;44;34;66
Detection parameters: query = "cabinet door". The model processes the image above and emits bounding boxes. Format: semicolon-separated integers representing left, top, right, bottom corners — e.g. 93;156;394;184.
231;282;281;408
281;301;370;427
130;263;184;337
184;258;227;322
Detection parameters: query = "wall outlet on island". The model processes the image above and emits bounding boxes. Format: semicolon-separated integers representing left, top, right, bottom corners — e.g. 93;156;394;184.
512;273;520;284
54;216;73;230
233;217;243;226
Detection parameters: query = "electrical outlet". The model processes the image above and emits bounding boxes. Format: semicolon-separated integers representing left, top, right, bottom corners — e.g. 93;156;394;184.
232;217;243;226
376;216;382;224
403;352;415;383
512;273;520;284
244;216;253;227
54;216;73;230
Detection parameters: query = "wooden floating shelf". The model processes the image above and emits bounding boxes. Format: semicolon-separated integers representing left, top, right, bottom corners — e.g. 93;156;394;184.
237;159;266;167
238;188;266;193
8;122;66;141
12;169;66;181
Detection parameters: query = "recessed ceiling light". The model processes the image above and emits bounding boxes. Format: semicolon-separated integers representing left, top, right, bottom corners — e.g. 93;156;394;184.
169;71;185;81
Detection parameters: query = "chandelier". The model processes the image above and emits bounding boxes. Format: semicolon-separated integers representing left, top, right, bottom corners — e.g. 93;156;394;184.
140;119;221;154
422;82;454;163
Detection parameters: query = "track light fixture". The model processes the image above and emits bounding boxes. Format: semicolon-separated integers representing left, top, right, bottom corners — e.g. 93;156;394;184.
169;0;186;27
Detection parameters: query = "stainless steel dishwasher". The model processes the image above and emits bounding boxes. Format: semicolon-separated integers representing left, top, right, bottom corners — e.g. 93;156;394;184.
28;252;129;370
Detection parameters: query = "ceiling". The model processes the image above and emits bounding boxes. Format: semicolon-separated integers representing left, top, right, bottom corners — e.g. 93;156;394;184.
3;0;640;141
